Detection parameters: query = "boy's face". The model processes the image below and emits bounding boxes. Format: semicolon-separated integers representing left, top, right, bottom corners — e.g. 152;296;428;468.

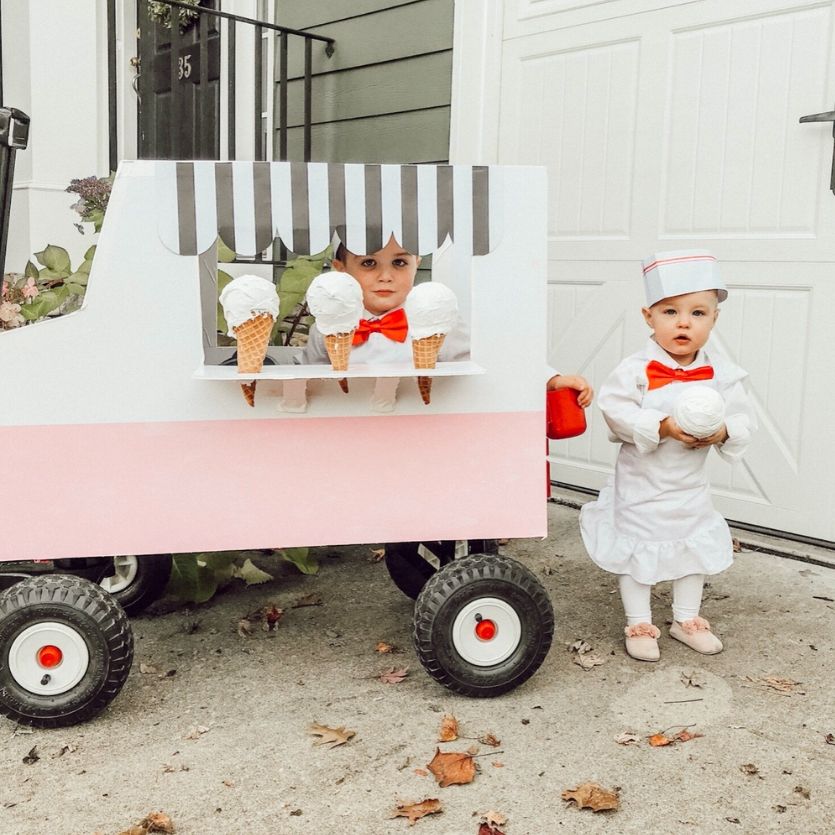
642;290;719;366
332;237;420;316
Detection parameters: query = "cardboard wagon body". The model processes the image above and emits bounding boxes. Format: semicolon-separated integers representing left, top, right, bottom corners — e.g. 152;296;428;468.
0;161;548;563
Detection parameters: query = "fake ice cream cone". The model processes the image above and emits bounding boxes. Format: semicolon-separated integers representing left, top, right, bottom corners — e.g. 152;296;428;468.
337;378;350;394
412;333;445;405
324;330;355;372
234;313;274;373
241;381;257;407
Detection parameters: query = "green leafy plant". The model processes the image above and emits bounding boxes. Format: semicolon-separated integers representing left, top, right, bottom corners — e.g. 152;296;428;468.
1;244;93;329
147;0;202;32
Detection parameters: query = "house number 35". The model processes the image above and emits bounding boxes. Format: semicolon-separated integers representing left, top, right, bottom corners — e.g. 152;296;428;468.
178;55;193;80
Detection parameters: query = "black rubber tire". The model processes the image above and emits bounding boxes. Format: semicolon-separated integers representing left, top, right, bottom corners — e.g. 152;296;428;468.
0;575;134;727
101;554;173;616
413;553;554;697
385;539;499;600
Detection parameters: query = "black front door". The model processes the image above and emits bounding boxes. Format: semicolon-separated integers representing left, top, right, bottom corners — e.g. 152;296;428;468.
137;1;220;159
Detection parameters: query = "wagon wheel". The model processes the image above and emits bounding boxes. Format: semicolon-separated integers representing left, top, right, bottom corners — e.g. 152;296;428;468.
413;554;554;697
385;539;499;600
0;575;134;727
99;553;173;616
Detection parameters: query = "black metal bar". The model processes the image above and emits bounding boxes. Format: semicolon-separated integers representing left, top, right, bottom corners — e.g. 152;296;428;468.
153;0;335;48
0;109;30;288
304;38;312;162
169;15;181;158
227;18;236;159
0;1;5;106
198;12;210;159
279;33;288;161
254;24;263;160
107;0;118;172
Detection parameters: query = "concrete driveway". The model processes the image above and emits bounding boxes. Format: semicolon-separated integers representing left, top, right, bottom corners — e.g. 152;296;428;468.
1;500;833;834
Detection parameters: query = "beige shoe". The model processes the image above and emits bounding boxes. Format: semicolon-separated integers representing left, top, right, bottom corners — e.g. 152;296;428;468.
670;616;723;655
624;623;661;662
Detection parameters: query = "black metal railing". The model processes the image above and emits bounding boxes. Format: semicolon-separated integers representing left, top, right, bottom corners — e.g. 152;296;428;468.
108;0;334;170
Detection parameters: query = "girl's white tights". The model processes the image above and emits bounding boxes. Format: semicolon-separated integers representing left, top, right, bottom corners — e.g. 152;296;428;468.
618;573;706;626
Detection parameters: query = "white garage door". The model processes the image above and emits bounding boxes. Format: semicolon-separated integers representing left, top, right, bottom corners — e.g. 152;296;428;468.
452;0;835;541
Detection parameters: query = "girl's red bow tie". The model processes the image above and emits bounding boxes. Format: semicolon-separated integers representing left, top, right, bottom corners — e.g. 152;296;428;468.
646;360;714;390
352;308;409;345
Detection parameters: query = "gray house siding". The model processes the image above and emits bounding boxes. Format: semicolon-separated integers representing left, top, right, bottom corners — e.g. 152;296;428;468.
275;0;454;164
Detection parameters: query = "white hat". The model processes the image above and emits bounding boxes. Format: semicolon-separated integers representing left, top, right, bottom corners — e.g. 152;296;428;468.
641;250;727;307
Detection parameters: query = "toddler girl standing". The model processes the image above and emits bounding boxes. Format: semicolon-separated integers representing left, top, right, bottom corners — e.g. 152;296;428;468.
580;251;757;661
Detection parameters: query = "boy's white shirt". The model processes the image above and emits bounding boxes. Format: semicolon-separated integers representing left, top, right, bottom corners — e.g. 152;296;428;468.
298;305;470;365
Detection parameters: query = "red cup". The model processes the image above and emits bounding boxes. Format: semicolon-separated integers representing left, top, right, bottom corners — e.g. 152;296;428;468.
546;387;587;439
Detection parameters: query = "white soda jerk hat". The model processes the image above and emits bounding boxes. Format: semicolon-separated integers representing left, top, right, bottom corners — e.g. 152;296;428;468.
641;250;727;307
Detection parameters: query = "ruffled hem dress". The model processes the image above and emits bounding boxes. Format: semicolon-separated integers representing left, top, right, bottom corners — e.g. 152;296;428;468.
579;338;756;585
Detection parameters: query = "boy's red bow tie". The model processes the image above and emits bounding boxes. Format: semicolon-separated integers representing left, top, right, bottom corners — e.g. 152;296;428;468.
352;308;409;345
646;360;714;390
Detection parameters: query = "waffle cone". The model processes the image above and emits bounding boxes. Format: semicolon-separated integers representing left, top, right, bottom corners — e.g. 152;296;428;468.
411;333;445;369
324;331;355;371
417;375;433;405
233;313;274;373
241;381;257;407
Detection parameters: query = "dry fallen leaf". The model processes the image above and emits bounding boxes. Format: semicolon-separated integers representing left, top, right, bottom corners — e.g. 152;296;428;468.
370;547;386;562
561;782;620;812
162;763;189;773
376;641;397;654
478;824;506;835
648;733;673;747
308;723;356;747
614;733;642;746
117;827;146;835
22;746;39;765
263;605;284;631
794;785;811;800
379;666;409;684
479;733;501;748
568;639;593;654
573;653;606;671
438;714;459;742
131;811;175;834
649;729;703;747
825;733;835;745
680;671;705;688
183;725;209;740
52;743;77;758
292;593;322;608
732;538;742;552
492;761;504;768
413;768;429;777
237;618;253;638
746;676;805;696
140;663;160;675
427;748;477;787
482;810;507;827
390;798;442;825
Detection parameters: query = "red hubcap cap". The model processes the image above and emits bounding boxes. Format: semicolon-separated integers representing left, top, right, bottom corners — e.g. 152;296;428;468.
474;619;497;641
37;645;63;668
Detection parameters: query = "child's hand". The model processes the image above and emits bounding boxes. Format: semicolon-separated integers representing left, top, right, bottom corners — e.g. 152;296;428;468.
660;416;699;446
547;374;594;407
690;424;729;448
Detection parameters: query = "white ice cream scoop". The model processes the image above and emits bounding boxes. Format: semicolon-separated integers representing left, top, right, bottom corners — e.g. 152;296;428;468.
404;282;459;340
306;272;364;335
218;274;279;337
673;385;725;438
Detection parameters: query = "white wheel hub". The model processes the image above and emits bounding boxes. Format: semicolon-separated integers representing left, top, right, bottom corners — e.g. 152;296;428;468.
451;597;522;667
9;622;90;695
99;555;138;594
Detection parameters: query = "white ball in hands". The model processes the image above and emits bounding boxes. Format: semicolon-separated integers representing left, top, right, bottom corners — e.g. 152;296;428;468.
673;385;725;438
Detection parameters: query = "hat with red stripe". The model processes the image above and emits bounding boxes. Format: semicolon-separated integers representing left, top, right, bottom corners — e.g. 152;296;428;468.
641;250;727;307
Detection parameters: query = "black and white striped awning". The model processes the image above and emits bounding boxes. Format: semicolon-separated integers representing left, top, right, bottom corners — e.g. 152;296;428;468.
156;161;498;258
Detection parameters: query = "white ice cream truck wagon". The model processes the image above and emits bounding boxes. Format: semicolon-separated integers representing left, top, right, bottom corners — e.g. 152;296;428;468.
0;123;554;726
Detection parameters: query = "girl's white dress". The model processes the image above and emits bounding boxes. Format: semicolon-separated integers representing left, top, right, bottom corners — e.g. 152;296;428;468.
579;338;756;585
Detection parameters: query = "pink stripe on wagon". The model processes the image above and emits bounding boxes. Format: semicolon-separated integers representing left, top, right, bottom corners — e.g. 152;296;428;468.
0;411;546;562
